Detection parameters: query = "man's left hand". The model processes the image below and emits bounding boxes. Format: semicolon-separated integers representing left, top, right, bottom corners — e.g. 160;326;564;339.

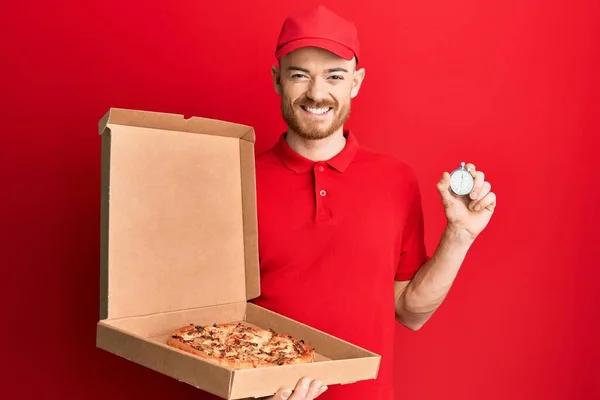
436;163;497;240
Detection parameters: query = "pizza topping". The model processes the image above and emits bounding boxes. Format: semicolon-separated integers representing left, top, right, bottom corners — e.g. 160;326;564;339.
294;342;306;354
181;333;195;342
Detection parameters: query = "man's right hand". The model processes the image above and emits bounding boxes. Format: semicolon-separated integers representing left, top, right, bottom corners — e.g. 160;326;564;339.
266;377;327;400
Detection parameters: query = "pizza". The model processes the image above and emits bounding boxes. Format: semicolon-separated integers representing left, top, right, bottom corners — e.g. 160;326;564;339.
166;322;315;369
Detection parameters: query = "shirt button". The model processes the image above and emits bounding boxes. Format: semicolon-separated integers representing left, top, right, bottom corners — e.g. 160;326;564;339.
318;166;324;172
319;190;327;196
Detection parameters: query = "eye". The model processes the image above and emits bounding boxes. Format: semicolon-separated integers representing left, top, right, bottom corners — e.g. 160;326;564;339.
329;75;344;80
291;73;307;79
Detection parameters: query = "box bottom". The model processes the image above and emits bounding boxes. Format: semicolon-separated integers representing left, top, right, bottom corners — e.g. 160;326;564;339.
97;302;380;399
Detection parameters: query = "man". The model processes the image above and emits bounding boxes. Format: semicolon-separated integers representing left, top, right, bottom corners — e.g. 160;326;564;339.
251;5;497;400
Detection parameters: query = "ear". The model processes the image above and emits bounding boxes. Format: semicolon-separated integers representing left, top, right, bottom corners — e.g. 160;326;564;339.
271;64;282;96
350;67;366;99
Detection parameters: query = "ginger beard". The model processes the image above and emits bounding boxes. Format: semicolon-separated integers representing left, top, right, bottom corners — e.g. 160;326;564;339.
280;93;351;140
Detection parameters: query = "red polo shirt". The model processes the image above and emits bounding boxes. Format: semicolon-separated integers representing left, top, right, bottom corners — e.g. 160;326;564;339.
252;131;429;400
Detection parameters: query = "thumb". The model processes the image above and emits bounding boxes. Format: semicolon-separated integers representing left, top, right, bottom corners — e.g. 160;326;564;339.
436;172;455;206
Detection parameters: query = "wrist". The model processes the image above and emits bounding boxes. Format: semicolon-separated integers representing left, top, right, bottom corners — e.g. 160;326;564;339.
443;223;476;248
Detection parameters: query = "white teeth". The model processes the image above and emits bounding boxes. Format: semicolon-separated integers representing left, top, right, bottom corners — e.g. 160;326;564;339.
304;107;330;115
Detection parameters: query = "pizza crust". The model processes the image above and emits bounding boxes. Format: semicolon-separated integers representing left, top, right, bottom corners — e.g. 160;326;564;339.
166;322;315;370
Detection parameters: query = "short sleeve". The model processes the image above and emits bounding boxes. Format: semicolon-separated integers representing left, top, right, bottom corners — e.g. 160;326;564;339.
395;176;429;281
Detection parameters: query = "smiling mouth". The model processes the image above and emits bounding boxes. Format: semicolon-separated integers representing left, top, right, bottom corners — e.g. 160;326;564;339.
300;106;333;115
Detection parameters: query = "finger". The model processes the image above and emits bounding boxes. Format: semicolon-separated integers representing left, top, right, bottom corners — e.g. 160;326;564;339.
315;386;328;398
474;192;497;212
304;380;323;400
269;388;293;400
469;181;491;210
288;377;312;399
470;170;485;200
465;163;477;178
436;172;455;206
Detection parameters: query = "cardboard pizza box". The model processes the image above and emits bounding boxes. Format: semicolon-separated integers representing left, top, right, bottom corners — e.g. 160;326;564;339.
95;108;381;399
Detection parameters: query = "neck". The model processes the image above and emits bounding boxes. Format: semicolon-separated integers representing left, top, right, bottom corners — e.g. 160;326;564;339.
285;128;347;161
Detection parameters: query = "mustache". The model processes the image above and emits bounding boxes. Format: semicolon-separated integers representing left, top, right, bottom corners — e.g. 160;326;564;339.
293;96;337;109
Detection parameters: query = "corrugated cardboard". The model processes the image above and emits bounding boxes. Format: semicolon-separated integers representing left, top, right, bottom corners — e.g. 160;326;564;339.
95;108;381;399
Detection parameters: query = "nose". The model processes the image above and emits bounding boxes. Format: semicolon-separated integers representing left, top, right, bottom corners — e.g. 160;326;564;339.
306;78;327;103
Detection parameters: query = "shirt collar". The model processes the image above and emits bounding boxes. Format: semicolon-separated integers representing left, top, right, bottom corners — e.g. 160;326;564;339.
273;130;359;173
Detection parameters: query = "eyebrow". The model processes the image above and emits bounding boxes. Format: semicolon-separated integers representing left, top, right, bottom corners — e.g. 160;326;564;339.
326;67;349;73
287;66;349;74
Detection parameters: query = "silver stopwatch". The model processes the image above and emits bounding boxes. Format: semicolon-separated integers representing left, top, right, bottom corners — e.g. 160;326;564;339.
449;162;474;196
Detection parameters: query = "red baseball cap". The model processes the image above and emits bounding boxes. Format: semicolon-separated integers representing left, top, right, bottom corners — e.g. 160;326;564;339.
275;6;360;63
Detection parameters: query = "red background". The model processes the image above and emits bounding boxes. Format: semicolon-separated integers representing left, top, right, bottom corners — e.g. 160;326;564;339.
3;0;599;399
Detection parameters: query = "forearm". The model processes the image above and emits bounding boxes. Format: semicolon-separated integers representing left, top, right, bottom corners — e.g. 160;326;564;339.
395;225;474;330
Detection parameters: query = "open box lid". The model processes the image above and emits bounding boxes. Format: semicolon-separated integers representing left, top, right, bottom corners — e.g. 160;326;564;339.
98;108;260;320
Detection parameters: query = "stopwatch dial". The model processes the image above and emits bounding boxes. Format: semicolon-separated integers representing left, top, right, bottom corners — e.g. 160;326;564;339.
450;170;474;195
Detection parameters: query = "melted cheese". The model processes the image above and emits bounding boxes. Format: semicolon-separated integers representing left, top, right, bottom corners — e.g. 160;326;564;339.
181;332;197;342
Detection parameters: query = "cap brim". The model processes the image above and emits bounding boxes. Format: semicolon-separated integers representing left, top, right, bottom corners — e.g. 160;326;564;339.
276;38;355;61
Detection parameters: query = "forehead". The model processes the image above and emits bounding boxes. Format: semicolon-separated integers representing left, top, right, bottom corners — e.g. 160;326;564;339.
280;47;355;71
